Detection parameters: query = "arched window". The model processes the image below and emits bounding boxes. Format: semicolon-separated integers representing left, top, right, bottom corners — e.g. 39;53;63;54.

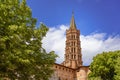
72;42;73;46
72;54;73;59
71;48;73;53
74;55;76;59
74;42;75;46
74;48;75;53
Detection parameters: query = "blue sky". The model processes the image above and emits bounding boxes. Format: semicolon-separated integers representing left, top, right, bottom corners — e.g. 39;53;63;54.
27;0;120;65
27;0;120;35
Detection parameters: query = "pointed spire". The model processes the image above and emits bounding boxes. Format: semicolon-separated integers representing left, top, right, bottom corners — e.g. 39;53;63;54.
70;12;77;29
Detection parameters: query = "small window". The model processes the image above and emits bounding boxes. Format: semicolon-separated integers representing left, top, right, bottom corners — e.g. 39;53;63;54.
56;66;57;68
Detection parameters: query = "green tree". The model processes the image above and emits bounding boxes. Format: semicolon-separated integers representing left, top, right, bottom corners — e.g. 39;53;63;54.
0;0;57;80
114;57;120;79
88;50;120;80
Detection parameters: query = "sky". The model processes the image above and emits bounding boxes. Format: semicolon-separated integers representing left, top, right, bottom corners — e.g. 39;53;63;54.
27;0;120;65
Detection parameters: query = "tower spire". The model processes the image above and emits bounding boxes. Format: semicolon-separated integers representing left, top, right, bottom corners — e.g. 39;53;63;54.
62;13;82;69
70;12;76;29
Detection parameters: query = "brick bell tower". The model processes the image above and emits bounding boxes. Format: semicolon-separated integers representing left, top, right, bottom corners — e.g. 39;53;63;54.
63;13;83;69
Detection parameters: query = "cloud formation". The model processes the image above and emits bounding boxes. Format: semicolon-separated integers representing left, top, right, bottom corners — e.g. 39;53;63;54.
42;25;120;66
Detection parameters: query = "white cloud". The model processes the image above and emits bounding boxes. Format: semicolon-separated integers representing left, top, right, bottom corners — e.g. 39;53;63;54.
42;25;68;63
42;25;120;66
81;34;120;65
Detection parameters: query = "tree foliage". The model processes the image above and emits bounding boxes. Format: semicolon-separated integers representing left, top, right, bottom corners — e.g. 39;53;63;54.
88;50;120;80
114;56;120;79
0;0;57;80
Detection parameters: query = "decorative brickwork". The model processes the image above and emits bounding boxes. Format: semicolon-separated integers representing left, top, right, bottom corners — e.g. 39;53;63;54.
62;14;82;69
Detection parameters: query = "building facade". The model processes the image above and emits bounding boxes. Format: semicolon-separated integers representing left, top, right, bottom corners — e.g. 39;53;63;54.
49;14;90;80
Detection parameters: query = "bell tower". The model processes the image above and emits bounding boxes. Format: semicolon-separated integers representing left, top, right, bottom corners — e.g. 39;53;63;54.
63;13;83;69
